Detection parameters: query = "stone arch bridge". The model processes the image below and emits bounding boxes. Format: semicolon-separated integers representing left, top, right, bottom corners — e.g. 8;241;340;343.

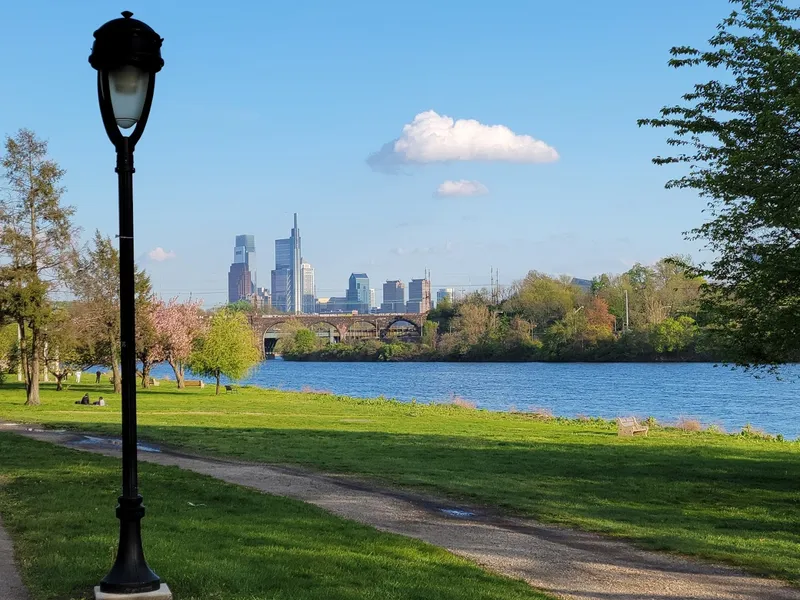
251;313;429;354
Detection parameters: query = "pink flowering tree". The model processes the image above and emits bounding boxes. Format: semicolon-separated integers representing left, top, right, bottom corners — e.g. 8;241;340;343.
153;297;206;388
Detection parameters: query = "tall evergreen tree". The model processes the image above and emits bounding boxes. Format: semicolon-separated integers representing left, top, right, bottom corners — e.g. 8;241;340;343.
0;129;76;404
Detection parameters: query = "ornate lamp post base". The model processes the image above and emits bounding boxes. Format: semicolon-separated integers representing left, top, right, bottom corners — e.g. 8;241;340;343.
94;584;172;600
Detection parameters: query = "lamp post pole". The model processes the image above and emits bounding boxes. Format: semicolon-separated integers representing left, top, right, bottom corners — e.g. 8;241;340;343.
89;11;167;598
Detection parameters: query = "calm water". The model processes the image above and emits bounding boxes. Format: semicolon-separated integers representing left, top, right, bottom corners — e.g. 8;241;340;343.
150;361;800;438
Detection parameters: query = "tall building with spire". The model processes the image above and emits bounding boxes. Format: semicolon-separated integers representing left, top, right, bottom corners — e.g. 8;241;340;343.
271;214;302;313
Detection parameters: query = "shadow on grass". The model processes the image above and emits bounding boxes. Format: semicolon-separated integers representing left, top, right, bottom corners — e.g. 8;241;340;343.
125;424;800;584
0;433;549;600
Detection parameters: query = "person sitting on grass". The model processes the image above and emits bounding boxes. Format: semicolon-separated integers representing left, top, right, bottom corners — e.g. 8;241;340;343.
92;397;105;407
75;393;90;405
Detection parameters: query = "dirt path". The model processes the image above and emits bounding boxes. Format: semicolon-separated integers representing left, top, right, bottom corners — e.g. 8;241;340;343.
0;514;29;600
8;425;800;600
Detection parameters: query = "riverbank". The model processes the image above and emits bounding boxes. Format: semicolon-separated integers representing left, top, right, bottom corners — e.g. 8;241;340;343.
280;336;721;363
151;360;800;437
1;381;798;583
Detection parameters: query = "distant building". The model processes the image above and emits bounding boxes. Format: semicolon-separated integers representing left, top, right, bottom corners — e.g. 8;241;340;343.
318;296;349;313
571;277;593;293
301;260;316;313
271;267;290;313
369;288;376;310
347;273;370;313
381;280;405;313
227;234;256;303
228;263;252;304
407;278;431;313
235;234;257;289
436;288;454;306
251;286;272;311
271;214;302;313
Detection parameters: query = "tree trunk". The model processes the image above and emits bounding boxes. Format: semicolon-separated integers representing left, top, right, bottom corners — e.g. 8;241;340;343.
55;373;65;391
168;359;185;389
25;326;41;405
215;371;221;396
18;319;28;387
110;338;122;394
111;362;121;394
141;362;151;389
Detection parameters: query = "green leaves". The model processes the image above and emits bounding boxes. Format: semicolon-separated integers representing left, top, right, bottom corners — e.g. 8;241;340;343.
188;309;261;390
641;0;800;369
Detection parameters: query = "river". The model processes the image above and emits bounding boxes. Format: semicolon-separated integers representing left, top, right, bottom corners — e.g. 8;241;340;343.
149;361;800;439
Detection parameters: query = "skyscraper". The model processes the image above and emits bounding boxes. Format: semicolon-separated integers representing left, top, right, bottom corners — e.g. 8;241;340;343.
271;214;302;313
228;263;252;303
381;280;405;313
347;273;370;313
407;278;432;313
369;288;376;310
234;234;257;289
436;288;454;306
301;260;316;313
228;234;256;303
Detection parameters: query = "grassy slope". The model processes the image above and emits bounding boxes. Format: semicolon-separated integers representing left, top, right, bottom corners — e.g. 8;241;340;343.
1;381;799;583
0;433;550;600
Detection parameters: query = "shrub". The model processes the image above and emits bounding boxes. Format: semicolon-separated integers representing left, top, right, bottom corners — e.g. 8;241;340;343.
740;424;774;440
676;417;703;432
450;394;476;409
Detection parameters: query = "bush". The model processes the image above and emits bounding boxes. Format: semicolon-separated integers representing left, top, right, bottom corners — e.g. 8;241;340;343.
676;417;703;432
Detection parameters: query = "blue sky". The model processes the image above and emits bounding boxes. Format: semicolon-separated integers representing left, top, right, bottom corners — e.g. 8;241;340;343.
0;0;733;305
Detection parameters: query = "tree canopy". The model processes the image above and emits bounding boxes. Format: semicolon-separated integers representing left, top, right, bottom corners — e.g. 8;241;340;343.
639;0;800;369
188;309;260;395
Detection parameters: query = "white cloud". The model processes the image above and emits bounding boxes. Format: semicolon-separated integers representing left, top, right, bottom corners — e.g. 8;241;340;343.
148;247;176;262
436;179;489;198
368;110;558;171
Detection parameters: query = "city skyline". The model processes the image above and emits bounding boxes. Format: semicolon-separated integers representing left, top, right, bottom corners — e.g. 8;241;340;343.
222;218;481;313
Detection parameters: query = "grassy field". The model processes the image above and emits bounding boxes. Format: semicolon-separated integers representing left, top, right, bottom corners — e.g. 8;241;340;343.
0;432;551;600
1;380;799;584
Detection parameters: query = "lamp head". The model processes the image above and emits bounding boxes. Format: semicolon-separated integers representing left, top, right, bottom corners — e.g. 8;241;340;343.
89;12;164;146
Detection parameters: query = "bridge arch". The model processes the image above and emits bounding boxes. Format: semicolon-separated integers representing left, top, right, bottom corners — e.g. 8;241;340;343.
345;320;379;341
383;316;422;334
308;321;342;345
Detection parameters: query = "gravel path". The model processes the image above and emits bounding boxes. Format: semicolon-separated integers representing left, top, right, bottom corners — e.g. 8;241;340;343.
7;425;800;600
0;513;29;600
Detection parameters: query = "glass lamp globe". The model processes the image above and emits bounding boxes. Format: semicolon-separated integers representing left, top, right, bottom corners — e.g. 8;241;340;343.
108;65;150;129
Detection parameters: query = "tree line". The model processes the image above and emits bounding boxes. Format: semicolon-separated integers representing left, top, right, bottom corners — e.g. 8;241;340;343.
277;257;722;362
0;129;260;403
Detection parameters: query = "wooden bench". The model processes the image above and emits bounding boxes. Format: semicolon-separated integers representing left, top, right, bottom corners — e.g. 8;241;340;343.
225;385;239;394
184;380;205;388
617;416;649;437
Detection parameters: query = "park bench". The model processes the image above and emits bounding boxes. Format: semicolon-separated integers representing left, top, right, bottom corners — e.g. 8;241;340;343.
184;380;205;388
617;416;649;437
225;385;239;394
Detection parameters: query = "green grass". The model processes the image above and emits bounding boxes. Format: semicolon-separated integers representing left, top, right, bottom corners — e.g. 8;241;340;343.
0;432;551;600
1;380;799;584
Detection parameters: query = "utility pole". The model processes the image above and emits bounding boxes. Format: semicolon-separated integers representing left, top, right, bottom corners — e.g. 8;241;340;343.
624;289;630;332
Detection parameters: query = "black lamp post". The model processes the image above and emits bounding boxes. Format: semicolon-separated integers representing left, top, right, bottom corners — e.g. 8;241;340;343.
89;11;165;596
